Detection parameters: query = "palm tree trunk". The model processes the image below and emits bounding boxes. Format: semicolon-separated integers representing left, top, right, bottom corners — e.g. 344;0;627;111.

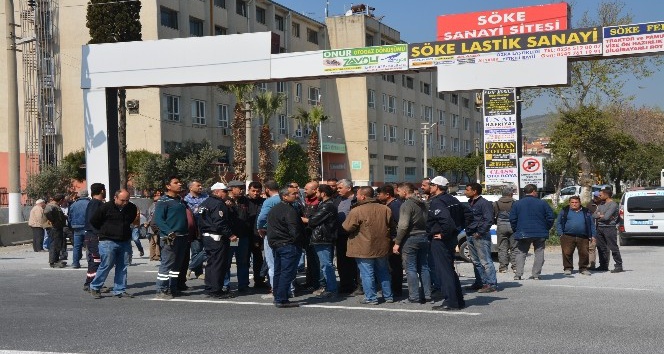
232;104;246;180
308;130;321;181
118;89;128;189
258;124;274;183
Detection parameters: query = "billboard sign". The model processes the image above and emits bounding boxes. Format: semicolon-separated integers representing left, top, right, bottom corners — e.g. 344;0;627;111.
519;156;544;188
323;44;408;74
603;21;664;56
436;3;570;41
483;88;519;186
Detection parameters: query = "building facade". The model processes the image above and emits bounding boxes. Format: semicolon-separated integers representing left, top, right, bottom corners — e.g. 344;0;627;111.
0;0;482;195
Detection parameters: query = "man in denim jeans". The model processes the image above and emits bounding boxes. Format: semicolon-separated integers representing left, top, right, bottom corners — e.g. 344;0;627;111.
464;182;498;293
393;182;431;304
343;187;395;305
67;190;90;268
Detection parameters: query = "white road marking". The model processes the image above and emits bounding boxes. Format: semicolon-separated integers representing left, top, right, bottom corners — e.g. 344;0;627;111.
546;284;654;292
150;298;481;316
40;268;83;271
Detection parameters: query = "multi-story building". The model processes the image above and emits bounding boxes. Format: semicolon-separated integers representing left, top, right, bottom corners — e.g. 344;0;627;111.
0;0;482;195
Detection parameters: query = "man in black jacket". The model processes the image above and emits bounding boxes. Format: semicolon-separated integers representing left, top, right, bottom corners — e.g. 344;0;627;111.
304;184;338;298
83;183;106;292
198;182;236;298
44;194;68;268
246;182;267;288
427;176;465;311
89;190;137;299
267;187;305;308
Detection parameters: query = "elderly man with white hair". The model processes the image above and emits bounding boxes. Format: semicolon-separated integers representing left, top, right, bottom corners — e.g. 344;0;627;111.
29;199;49;252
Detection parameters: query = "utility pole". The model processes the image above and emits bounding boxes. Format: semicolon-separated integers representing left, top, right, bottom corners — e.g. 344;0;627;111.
319;121;324;181
244;102;253;184
6;0;22;223
421;122;436;178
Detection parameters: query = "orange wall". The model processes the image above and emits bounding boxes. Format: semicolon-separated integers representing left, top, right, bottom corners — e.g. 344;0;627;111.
0;152;33;191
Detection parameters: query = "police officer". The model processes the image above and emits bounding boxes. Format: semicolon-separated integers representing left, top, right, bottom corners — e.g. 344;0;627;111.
427;176;465;311
198;182;237;299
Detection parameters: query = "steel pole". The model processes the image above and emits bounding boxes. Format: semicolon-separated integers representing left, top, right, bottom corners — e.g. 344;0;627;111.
244;102;253;183
6;0;22;223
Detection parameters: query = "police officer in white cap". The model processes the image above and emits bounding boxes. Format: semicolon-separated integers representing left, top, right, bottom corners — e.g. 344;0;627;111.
197;182;237;299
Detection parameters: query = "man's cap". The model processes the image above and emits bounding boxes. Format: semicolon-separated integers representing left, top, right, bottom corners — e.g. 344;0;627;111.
35;199;45;205
593;191;600;198
227;180;245;188
430;176;449;186
210;182;229;191
77;190;89;198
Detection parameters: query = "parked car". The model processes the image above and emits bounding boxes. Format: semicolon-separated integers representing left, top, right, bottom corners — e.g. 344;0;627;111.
543;184;612;202
618;188;664;246
455;201;499;262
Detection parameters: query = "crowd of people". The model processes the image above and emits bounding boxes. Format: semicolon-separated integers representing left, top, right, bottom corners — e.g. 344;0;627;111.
28;176;625;310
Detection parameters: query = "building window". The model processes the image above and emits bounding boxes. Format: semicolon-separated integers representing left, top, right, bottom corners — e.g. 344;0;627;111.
404;128;415;146
275;15;284;31
439;135;446;150
389;125;397;143
451;93;458;105
452;114;459;128
189;17;204;37
422;105;432;122
382;93;387;111
236;0;247;17
257;82;268;93
437;92;445;100
464;139;470;153
453;138;459;152
256;7;266;24
278;114;287;135
368;122;376;140
367;89;375;109
365;34;374;46
385;165;398;177
308;87;320;105
383;124;388;141
295;83;302;102
426;133;432;147
294;123;303;138
475;121;481;134
402;75;414;89
164;141;183;153
382;74;395;83
421;82;431;95
216;104;229;128
160;7;178;29
191;100;206;125
464;118;470;131
164;94;180;122
215;26;227;35
437;109;445;126
214;0;226;8
276;82;286;93
403;100;415;118
405;167;416;176
307;28;319;44
388;96;396;113
292;22;300;37
462;97;470;108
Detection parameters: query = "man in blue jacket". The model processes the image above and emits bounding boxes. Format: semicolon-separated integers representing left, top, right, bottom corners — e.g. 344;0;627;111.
68;190;90;268
464;182;497;293
510;184;555;280
556;196;595;276
257;180;281;297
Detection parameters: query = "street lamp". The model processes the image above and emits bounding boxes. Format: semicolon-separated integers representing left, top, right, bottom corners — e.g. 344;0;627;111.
319;121;324;181
242;101;253;184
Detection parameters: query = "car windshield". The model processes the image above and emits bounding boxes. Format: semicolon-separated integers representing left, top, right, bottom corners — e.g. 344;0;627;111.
627;196;664;213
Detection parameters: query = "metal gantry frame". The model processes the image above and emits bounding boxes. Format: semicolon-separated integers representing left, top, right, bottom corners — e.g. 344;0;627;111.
18;0;60;177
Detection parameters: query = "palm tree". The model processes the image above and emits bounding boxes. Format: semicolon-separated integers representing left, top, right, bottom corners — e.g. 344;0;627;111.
293;105;329;181
253;90;285;183
218;84;255;180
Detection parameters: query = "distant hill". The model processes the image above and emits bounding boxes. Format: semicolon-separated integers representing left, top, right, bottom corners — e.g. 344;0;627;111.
521;113;558;139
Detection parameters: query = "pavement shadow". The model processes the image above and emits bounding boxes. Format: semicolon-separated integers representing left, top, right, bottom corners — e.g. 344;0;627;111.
496;281;523;290
465;295;508;307
0;257;25;260
537;273;568;280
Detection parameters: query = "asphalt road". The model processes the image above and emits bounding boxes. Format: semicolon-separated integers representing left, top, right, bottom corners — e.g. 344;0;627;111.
1;240;664;354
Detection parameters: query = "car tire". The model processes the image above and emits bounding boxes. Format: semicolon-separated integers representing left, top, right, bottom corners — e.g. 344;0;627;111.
458;239;471;262
619;235;633;246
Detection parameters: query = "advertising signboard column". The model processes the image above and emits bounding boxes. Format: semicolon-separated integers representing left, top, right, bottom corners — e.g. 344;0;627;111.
483;88;519;188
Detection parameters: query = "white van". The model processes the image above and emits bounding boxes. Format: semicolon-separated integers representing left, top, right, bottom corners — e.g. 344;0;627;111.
618;188;664;246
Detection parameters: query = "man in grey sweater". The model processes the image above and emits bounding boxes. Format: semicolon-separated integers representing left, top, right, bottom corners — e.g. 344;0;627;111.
593;187;623;273
393;182;431;304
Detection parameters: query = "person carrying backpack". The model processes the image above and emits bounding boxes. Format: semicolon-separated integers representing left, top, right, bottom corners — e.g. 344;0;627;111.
494;188;516;273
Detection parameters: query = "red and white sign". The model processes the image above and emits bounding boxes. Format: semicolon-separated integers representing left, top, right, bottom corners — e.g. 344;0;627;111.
519;156;544;188
437;3;570;41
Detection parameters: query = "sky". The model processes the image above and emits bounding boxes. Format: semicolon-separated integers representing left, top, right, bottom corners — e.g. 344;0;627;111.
278;0;664;116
